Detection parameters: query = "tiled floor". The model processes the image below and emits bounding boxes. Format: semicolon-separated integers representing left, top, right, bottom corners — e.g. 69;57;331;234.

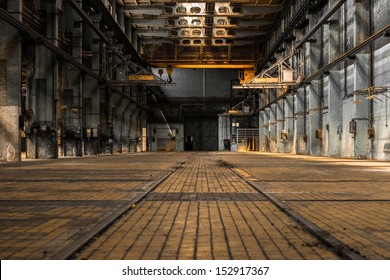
76;155;337;260
0;153;189;259
1;152;389;260
219;152;390;259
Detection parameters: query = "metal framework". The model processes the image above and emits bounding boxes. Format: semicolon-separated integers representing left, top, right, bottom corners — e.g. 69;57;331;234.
354;86;390;103
107;59;171;86
233;52;302;89
221;95;255;116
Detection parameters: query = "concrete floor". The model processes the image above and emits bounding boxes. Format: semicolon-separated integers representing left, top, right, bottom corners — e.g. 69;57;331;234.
0;152;389;260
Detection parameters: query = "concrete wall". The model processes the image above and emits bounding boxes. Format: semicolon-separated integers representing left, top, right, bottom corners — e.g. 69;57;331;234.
218;115;231;151
152;68;239;151
258;0;390;160
0;1;21;162
155;68;236;99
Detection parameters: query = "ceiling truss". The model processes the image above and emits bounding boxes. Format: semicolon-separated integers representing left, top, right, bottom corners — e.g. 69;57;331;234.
122;0;284;68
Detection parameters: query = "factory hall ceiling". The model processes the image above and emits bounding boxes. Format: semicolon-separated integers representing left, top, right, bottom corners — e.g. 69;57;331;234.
123;0;284;68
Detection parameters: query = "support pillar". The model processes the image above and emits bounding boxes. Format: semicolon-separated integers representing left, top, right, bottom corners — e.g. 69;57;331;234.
284;96;294;153
112;94;123;154
353;54;370;159
353;0;371;159
294;88;307;154
121;88;132;153
263;108;271;152
308;80;321;155
129;88;137;152
328;71;343;157
276;100;284;152
26;0;59;159
0;1;22;162
83;14;101;155
269;104;277;152
61;2;83;157
259;111;266;152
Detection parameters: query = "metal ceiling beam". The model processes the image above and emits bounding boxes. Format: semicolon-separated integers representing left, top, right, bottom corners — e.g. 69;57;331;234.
130;18;273;28
148;62;255;69
107;80;168;86
138;30;171;37
124;4;283;15
142;38;255;46
231;30;267;38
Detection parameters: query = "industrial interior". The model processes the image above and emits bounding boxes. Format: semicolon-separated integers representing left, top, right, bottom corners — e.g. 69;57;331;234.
0;0;390;260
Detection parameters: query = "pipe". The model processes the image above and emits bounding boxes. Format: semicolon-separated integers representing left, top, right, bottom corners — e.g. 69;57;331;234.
368;0;374;158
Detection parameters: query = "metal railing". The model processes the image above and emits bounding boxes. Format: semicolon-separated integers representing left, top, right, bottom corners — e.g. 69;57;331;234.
236;128;259;151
